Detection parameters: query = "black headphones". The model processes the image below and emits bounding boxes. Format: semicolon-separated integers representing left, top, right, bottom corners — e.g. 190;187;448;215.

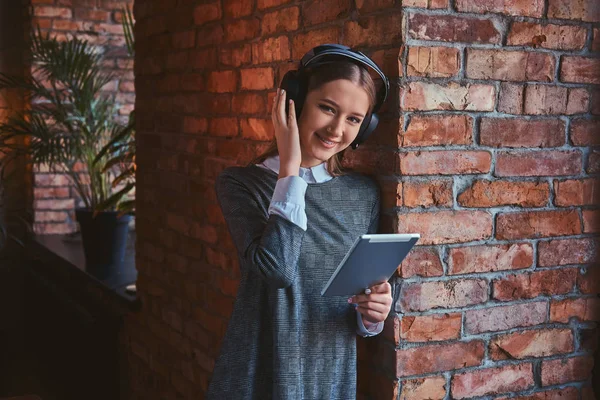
279;44;390;150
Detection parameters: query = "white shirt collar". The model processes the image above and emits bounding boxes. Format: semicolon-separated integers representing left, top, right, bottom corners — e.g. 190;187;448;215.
260;155;332;183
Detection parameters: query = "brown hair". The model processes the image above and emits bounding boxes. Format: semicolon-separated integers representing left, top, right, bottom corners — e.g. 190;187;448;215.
250;60;377;176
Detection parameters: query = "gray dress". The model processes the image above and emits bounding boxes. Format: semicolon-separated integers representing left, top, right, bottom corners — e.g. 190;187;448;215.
206;164;380;400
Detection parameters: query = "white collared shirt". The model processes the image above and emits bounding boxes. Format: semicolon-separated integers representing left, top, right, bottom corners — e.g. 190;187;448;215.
257;155;384;337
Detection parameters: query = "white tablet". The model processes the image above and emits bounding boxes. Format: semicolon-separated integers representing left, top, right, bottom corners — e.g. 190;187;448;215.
321;233;420;297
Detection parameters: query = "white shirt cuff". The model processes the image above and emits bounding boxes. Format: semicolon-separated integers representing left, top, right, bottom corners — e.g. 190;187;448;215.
356;309;384;337
268;176;308;231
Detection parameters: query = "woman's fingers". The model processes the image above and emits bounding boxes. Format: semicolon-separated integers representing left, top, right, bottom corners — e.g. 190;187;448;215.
277;88;287;126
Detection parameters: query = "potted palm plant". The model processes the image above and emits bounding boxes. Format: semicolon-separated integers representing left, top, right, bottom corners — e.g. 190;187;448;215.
0;27;135;269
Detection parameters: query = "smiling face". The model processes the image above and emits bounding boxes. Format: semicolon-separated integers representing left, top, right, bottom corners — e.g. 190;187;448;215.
297;79;371;168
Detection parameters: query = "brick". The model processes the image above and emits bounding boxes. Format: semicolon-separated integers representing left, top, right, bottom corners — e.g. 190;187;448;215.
240;118;274;141
459;180;550;208
74;8;110;21
52;20;93;31
240;67;274;90
466;302;546;334
554;178;600;206
492;268;577;301
399;151;492;175
223;0;253;18
219;45;251;67
466;49;554;82
224;18;260;43
508;22;587;50
33;6;72;18
403;0;448;8
451;364;534;399
34;187;70;199
232;93;266;115
498;83;524;114
398;247;444;278
209;117;238;138
397;210;492;245
196;25;224;47
456;0;543;16
496;387;579;400
396;340;485;377
550;298;600;323
524;85;568;115
344;13;403;47
355;0;395;13
496;210;581;240
490;328;573;360
34;199;75;210
183;117;208;135
399;279;488;311
35;211;69;222
408;13;500;44
570;119;600;146
402;82;495;111
261;6;299;35
480;118;564;148
583;210;599;233
180;73;205;92
400;376;446;400
34;174;71;186
594;28;600;52
403;180;453;208
406;46;460;78
539;237;599;267
257;0;291;10
448;243;533;275
561;56;600;84
548;0;600;22
578;267;600;294
251;36;290;64
291;27;339;59
541;355;595;386
495;151;582;177
302;0;349;26
566;88;590;114
403;115;472;146
206;71;237;93
193;2;221;25
400;313;461;342
171;30;195;49
588;150;600;173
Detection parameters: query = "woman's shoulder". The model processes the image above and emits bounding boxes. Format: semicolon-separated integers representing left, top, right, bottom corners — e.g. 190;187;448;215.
339;170;379;189
216;164;277;193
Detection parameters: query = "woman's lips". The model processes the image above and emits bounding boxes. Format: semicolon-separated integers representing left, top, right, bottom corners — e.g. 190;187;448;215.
315;133;338;149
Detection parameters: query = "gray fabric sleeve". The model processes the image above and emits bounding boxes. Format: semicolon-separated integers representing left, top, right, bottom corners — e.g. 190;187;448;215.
367;183;381;234
216;171;307;289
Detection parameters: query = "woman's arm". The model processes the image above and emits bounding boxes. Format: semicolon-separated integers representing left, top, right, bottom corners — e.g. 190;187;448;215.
216;171;306;288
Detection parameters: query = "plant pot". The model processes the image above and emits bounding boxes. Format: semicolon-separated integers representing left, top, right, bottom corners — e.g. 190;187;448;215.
75;208;132;271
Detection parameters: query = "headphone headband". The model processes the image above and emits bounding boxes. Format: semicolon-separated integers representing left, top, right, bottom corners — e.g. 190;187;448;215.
299;44;390;113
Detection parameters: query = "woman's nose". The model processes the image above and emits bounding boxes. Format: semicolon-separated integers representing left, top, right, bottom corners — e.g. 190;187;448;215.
328;118;344;136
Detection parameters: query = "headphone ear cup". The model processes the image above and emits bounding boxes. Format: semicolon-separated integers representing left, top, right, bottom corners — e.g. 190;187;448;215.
280;70;305;119
351;113;379;149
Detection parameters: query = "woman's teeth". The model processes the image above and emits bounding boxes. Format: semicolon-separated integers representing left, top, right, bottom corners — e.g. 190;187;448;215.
317;133;335;146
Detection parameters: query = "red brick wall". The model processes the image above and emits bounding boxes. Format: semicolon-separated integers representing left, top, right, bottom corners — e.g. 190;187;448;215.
28;0;134;234
126;0;600;399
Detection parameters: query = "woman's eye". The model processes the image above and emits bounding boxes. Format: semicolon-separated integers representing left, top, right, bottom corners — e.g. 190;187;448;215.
348;117;361;124
319;104;335;113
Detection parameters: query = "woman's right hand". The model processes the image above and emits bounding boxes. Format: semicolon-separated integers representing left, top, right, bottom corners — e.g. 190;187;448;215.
272;88;301;178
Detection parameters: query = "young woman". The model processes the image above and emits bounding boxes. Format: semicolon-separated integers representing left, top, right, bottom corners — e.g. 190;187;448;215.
207;45;393;399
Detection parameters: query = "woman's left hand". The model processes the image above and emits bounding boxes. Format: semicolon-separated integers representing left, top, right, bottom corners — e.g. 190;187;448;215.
349;281;393;326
